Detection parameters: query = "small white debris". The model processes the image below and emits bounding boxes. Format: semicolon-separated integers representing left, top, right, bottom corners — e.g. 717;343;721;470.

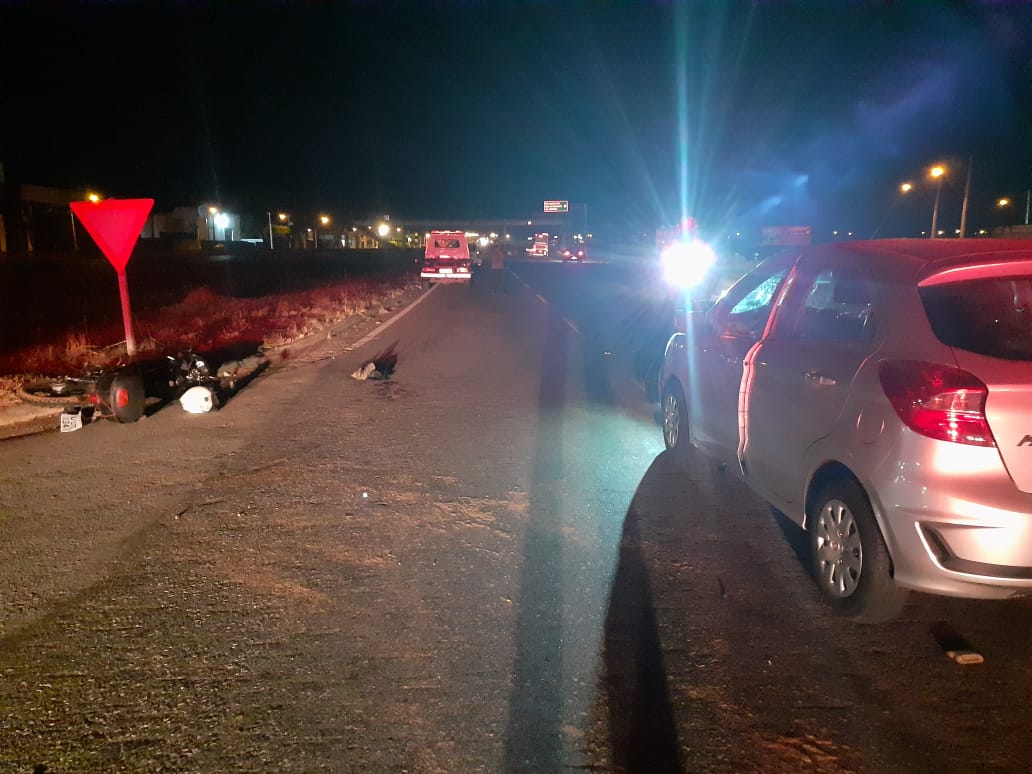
351;362;376;380
947;650;984;665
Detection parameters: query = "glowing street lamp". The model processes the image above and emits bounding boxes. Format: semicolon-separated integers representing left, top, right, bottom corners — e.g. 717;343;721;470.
900;182;913;194
998;198;1011;208
377;223;390;238
313;215;330;249
70;191;104;250
929;165;945;239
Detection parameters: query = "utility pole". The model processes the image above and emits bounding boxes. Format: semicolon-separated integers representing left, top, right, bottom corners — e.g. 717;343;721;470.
930;178;943;239
959;156;973;239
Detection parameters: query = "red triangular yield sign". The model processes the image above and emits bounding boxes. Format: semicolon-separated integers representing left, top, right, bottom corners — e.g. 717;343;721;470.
70;198;154;272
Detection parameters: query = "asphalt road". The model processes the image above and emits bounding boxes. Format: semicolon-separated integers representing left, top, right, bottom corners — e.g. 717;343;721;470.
1;260;1032;772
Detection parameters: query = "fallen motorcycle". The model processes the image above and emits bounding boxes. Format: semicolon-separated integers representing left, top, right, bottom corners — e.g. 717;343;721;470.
18;349;225;423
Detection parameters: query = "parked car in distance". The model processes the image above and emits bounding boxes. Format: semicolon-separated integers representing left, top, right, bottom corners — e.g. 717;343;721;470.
421;231;472;288
659;238;1032;622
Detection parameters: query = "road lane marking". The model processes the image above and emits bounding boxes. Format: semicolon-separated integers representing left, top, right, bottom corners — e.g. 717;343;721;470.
345;285;437;351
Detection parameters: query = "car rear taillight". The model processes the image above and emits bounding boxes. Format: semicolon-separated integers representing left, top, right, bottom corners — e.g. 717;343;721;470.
878;360;996;447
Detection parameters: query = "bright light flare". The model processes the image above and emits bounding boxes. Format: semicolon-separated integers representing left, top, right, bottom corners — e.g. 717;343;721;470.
213;212;230;229
660;239;716;289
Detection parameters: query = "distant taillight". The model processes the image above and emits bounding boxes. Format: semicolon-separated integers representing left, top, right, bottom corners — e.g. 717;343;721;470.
878;360;996;447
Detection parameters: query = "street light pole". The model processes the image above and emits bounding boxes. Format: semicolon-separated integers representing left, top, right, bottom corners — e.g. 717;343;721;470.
267;211;274;251
959;156;973;239
929;166;945;239
930;179;943;239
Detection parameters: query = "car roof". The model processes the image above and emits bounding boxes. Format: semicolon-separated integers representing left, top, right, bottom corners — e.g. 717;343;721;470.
813;239;1032;283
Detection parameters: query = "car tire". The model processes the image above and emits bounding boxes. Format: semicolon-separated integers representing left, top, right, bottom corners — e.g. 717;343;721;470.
809;478;908;623
96;368;146;423
661;382;689;454
421;279;431;291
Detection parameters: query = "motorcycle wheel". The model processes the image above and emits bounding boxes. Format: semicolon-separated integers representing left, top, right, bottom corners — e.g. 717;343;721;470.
95;368;146;423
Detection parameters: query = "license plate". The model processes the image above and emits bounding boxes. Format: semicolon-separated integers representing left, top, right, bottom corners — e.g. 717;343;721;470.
439;268;453;274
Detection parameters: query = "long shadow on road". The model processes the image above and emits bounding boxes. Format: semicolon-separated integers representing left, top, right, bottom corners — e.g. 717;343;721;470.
503;307;568;772
600;455;685;773
503;292;680;771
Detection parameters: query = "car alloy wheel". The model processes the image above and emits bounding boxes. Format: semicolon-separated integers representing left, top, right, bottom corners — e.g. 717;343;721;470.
813;498;862;598
662;384;687;452
809;478;908;623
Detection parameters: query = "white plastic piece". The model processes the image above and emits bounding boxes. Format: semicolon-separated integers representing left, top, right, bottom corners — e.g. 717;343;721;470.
180;385;215;413
351;362;376;380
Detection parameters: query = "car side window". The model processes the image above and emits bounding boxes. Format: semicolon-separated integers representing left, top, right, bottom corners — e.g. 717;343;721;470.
714;265;788;339
785;265;875;342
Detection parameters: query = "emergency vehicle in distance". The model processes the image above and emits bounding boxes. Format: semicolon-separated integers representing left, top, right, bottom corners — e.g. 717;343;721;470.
421;230;472;288
527;233;550;257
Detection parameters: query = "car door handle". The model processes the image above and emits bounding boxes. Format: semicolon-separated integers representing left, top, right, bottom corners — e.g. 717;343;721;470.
805;370;836;386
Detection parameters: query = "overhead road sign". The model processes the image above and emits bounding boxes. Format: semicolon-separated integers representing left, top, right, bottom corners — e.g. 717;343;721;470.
544;200;569;213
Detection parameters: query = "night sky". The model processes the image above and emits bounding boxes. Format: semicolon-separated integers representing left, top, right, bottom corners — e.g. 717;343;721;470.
3;2;1031;243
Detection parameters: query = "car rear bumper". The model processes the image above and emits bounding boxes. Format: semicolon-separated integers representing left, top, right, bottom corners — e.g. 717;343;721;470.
421;272;471;283
870;446;1032;598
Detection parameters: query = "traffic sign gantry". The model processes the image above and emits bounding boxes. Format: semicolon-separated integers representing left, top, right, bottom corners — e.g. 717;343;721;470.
70;197;154;356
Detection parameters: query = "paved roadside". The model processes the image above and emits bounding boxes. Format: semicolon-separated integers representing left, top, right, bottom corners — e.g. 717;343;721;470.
0;283;426;442
0;401;63;441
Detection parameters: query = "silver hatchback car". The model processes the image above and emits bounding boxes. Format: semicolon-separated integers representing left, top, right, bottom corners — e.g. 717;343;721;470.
660;238;1032;622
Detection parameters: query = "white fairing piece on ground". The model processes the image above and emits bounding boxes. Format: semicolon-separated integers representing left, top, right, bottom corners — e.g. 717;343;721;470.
180;385;215;413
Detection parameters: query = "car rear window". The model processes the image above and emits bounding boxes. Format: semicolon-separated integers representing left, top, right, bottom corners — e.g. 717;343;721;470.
434;238;462;249
920;277;1032;360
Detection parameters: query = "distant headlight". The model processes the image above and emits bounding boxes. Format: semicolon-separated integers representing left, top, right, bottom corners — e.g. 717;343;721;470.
661;240;716;289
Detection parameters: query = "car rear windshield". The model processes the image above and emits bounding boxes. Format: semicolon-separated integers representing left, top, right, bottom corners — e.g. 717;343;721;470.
434;238;462;249
920;276;1032;360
